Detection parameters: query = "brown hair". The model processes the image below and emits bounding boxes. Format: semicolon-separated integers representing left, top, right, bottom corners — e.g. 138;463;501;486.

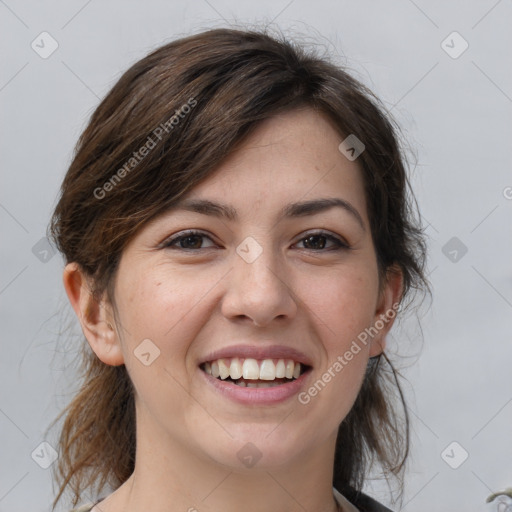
47;27;429;510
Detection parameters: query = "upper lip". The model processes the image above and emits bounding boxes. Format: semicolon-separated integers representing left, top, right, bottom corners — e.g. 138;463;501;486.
199;344;313;367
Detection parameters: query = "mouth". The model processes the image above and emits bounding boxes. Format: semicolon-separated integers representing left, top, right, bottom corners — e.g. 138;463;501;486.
199;357;311;389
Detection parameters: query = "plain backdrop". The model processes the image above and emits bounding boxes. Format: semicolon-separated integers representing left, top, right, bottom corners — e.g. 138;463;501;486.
1;1;511;511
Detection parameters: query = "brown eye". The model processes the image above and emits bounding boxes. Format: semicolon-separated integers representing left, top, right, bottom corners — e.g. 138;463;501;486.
177;234;204;249
162;230;215;250
302;234;328;250
296;232;349;251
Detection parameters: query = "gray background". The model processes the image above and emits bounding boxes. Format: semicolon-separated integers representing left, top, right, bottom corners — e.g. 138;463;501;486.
1;1;511;511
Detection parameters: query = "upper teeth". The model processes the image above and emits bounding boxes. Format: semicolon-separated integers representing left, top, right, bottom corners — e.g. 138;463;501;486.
203;358;302;380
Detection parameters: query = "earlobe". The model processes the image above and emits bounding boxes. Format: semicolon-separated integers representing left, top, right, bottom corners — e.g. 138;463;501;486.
63;262;125;366
369;265;404;358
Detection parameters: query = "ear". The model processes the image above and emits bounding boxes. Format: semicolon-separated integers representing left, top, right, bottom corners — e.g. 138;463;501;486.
369;265;404;357
63;262;125;366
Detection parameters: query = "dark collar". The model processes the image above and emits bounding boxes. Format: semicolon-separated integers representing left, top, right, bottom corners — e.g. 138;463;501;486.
338;486;395;512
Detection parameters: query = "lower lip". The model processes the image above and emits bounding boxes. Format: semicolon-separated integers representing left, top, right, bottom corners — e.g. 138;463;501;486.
198;367;311;405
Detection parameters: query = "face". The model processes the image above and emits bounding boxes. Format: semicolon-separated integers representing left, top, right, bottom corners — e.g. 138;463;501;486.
94;107;400;471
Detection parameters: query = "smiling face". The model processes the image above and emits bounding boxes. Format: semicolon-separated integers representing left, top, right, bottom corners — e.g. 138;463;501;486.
75;107;402;476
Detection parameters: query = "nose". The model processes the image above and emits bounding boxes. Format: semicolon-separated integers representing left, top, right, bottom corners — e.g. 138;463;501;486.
220;241;297;327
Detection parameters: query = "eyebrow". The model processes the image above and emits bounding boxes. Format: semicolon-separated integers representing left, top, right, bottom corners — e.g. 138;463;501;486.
170;197;366;231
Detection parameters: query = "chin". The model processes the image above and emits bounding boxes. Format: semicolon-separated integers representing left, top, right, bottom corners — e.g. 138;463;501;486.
202;427;310;471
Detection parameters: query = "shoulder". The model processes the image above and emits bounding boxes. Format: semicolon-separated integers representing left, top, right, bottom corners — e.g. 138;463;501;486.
334;486;395;512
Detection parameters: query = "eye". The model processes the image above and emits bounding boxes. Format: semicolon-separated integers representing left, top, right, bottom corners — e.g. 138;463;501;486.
161;230;216;250
161;229;349;252
294;231;349;251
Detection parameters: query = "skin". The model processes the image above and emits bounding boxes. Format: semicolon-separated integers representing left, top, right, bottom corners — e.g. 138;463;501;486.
64;107;402;512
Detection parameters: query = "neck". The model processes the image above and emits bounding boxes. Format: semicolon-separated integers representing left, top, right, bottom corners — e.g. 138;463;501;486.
108;407;341;512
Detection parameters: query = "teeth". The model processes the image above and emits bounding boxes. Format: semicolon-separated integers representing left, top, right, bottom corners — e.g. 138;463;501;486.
218;359;230;380
275;359;286;378
211;361;220;378
245;381;282;388
259;359;276;380
203;357;305;381
242;358;260;380
285;360;294;379
230;357;243;380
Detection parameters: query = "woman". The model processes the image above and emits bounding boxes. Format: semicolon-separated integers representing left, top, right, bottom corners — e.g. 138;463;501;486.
47;27;429;512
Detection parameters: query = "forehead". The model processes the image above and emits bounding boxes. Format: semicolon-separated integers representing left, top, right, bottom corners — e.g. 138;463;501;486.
174;108;368;223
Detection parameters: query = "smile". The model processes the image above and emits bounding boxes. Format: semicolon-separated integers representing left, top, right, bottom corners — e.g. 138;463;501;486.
200;357;310;389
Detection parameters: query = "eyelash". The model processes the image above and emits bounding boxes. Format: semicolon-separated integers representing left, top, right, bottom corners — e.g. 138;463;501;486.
161;229;350;252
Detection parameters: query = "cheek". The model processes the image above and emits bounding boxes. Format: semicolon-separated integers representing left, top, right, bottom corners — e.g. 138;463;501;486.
113;268;201;406
115;264;221;366
117;267;190;335
303;263;379;346
296;268;377;429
